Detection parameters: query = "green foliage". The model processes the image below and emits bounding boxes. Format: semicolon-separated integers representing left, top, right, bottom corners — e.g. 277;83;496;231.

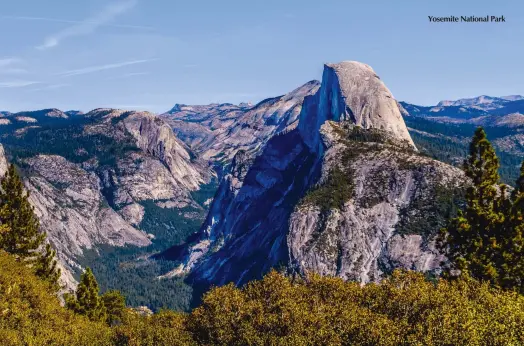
112;310;195;346
439;127;524;293
102;290;127;326
0;164;61;289
34;243;61;291
187;270;524;346
2;247;524;345
66;267;107;323
300;166;354;212
405;116;524;184
0;251;113;345
0;164;45;260
78;246;194;313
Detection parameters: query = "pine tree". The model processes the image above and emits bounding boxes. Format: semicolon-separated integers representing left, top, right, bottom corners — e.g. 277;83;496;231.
101;290;126;325
0;164;61;288
65;267;107;322
35;243;61;291
438;127;506;285
502;161;524;292
0;164;45;261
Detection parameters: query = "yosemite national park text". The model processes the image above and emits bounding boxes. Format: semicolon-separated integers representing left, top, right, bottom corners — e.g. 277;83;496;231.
428;15;506;23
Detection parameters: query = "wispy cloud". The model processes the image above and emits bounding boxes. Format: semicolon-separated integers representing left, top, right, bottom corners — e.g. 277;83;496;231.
107;72;149;80
0;81;41;88
0;58;21;67
36;0;140;50
58;59;158;77
0;58;27;74
29;83;70;92
2;15;153;30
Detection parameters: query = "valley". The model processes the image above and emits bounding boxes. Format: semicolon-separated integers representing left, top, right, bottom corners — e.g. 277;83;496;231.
2;63;524;311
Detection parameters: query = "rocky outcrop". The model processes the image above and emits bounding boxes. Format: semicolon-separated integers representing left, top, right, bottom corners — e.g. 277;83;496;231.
170;61;465;288
24;155;152;288
287;121;463;283
0;144;7;176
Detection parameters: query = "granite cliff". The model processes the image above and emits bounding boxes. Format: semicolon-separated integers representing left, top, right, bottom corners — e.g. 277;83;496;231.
166;61;466;287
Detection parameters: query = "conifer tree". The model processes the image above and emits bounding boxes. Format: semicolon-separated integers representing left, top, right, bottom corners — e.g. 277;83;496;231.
65;267;107;322
0;164;61;288
0;164;45;260
101;290;126;325
438;127;506;285
35;243;61;291
502;162;524;292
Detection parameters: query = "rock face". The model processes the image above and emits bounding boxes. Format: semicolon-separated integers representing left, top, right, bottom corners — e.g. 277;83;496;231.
0;144;7;176
169;61;465;288
162;81;320;164
287;121;463;282
298;62;415;152
0;109;213;290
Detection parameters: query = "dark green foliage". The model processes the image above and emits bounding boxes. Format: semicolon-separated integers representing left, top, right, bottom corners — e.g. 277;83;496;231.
0;117;217;311
66;267;107;323
0;164;45;260
0;164;61;289
78;246;194;312
34;243;61;290
396;181;465;238
102;290;127;326
439;127;524;292
405;116;524;184
300;166;354;212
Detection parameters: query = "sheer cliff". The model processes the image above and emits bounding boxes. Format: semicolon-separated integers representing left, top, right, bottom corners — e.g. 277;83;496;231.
167;61;466;288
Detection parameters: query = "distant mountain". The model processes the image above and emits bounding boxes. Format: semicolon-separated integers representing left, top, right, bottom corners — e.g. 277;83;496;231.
65;110;84;117
161;81;321;165
400;96;524;184
437;95;524;110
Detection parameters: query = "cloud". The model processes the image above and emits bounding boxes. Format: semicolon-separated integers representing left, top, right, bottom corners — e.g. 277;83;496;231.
0;58;27;74
107;72;149;80
29;83;70;92
36;0;140;50
58;59;157;77
0;58;21;67
2;15;153;30
0;81;41;88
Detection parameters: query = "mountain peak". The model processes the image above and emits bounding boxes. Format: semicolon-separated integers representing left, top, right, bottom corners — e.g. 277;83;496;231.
298;61;415;151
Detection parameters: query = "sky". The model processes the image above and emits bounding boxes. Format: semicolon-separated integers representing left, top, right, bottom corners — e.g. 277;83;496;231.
0;0;523;113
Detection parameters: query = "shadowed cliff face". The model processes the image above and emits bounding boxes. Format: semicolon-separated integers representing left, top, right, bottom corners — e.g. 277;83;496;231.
168;61;465;290
162;81;321;165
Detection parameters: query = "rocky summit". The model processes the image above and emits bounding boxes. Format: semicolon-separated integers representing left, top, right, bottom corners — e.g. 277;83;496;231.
166;61;466;288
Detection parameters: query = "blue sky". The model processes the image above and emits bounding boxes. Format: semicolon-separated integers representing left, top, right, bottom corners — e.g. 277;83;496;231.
0;0;522;113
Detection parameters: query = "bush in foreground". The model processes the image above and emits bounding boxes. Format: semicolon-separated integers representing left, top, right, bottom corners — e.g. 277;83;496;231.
1;252;523;345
